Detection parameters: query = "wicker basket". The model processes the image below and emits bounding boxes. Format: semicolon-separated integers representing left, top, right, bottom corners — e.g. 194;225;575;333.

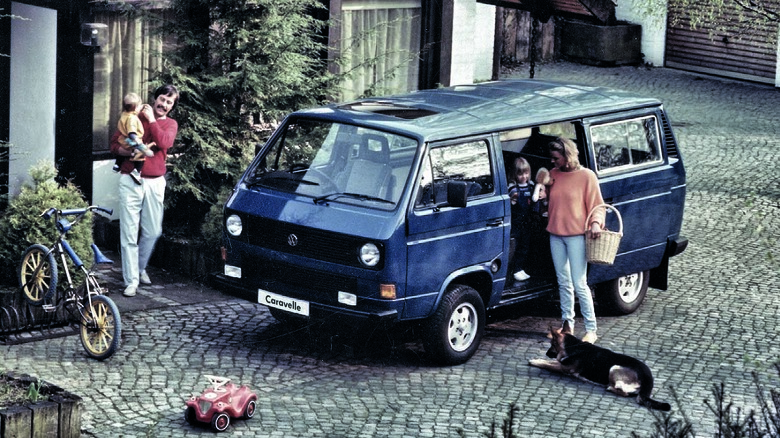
585;204;623;265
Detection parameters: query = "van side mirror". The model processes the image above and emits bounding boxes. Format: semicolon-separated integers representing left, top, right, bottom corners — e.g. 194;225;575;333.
447;181;470;208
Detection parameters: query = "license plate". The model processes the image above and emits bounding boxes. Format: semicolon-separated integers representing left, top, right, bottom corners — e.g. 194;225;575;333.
258;289;309;316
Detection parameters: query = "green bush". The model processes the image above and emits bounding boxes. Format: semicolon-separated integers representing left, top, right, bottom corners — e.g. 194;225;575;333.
0;161;91;286
140;0;337;237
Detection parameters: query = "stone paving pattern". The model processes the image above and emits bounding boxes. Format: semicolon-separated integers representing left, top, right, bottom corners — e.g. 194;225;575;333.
1;61;779;437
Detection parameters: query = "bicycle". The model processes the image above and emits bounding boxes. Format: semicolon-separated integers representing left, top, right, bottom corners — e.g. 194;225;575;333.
18;205;122;360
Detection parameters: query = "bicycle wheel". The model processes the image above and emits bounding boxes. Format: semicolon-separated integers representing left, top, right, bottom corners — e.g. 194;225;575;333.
80;294;121;360
19;244;58;306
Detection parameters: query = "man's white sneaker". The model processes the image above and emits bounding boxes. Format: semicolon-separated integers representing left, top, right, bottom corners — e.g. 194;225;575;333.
123;285;137;297
513;270;531;281
139;270;151;285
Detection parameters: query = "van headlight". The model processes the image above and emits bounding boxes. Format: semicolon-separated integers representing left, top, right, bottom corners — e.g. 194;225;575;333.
226;215;243;236
359;243;380;267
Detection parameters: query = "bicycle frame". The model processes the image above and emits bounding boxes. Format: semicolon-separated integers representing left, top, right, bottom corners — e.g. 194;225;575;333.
37;207;113;311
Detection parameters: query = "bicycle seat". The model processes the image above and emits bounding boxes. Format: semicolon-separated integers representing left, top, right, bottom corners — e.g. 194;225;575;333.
91;244;114;265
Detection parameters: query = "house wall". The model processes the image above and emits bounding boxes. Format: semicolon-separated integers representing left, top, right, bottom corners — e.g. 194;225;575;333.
615;0;668;66
474;3;497;81
9;2;57;197
442;0;496;85
665;0;778;86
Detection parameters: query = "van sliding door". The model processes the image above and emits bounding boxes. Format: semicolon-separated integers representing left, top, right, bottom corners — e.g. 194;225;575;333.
584;111;676;284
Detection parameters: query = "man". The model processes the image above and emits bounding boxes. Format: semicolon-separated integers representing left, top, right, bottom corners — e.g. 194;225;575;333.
110;84;179;297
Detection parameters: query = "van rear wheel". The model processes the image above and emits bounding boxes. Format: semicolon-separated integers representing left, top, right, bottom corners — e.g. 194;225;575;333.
424;285;485;366
596;270;649;315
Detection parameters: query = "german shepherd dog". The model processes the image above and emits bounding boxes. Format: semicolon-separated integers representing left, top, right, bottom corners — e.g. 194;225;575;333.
529;327;671;411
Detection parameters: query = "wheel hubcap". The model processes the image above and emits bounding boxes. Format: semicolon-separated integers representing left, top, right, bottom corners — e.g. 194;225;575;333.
448;303;478;352
618;272;643;303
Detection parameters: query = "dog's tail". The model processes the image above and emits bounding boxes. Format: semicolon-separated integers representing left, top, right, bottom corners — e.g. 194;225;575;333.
637;394;671;411
636;364;671;411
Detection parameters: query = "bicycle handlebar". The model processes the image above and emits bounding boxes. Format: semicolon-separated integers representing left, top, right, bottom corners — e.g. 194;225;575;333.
41;208;57;219
41;205;114;220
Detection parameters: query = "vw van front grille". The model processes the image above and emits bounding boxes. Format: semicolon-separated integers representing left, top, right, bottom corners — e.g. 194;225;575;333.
243;257;357;296
240;215;383;270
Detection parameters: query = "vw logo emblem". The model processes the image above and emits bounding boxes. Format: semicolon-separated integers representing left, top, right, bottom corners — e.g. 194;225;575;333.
287;234;298;247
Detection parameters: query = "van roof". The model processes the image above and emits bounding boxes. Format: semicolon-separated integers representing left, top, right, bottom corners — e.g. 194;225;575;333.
295;79;661;142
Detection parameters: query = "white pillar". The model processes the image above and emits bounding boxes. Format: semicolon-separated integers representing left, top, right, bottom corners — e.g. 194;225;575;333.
775;27;780;87
615;0;668;66
440;0;496;86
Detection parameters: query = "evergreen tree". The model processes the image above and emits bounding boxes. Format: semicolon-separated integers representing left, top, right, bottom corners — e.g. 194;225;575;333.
152;0;336;235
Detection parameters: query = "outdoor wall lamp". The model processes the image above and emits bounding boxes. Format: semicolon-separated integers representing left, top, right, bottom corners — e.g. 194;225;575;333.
80;23;108;47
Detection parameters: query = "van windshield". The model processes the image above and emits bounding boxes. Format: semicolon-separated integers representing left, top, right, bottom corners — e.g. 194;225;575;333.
245;118;418;210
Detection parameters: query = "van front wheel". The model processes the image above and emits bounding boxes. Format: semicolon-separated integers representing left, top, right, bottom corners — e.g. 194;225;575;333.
424;285;485;366
596;270;649;315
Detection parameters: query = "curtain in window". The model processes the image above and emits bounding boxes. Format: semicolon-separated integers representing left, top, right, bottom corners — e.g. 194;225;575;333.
339;1;422;101
92;11;163;153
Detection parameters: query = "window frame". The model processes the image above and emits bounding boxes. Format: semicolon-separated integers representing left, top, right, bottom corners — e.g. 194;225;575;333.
414;138;496;210
586;114;664;177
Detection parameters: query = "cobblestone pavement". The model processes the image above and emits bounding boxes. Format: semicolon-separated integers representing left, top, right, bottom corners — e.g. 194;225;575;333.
1;62;779;437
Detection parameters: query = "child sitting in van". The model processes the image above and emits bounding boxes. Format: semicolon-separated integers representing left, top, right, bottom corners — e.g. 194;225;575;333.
112;92;154;184
509;157;535;282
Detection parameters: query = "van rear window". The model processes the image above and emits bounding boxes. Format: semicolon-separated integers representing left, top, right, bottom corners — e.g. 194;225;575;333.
590;116;663;174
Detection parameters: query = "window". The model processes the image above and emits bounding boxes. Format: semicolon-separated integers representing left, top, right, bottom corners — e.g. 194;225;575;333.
92;9;166;154
503;122;578;158
249;120;416;209
416;140;494;208
590;116;662;173
336;1;422;101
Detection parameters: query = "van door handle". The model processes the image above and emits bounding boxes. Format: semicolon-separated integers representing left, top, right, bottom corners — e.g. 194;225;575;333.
487;219;503;227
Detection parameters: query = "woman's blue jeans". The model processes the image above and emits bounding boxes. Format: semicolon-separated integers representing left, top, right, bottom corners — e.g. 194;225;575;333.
550;234;597;333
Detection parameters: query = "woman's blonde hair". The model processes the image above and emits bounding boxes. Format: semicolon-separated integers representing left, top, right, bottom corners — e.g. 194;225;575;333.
548;137;580;170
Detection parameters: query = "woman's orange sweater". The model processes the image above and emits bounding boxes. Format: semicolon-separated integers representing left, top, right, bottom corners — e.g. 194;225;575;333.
546;167;605;236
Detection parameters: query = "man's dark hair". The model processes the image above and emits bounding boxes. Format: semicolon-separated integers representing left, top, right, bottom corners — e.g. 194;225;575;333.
154;84;180;112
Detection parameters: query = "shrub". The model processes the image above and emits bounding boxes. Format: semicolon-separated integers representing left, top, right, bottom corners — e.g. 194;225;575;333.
139;0;337;237
0;161;91;285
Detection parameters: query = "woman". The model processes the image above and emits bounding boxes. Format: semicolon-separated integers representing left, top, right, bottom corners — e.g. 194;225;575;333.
546;137;605;343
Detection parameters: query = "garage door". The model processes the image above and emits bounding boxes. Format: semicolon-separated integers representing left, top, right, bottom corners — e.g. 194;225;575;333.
665;0;778;84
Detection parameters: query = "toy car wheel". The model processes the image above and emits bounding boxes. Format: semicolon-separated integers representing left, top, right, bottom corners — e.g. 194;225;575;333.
184;406;197;425
211;412;230;432
243;399;257;419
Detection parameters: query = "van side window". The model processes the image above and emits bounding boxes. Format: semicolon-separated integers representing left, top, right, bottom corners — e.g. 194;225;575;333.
591;116;663;173
506;121;579;158
501;121;584;182
416;140;494;207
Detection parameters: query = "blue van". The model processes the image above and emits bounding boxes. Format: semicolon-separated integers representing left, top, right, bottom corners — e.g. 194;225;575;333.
215;80;687;365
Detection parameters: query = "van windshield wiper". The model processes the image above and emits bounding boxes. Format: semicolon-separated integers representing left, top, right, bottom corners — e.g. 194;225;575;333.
313;192;394;205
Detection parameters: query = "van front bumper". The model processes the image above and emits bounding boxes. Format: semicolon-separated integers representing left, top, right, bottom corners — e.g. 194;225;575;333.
210;273;399;326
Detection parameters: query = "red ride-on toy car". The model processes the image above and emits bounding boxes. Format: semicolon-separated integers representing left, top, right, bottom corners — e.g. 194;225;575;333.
185;375;258;432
